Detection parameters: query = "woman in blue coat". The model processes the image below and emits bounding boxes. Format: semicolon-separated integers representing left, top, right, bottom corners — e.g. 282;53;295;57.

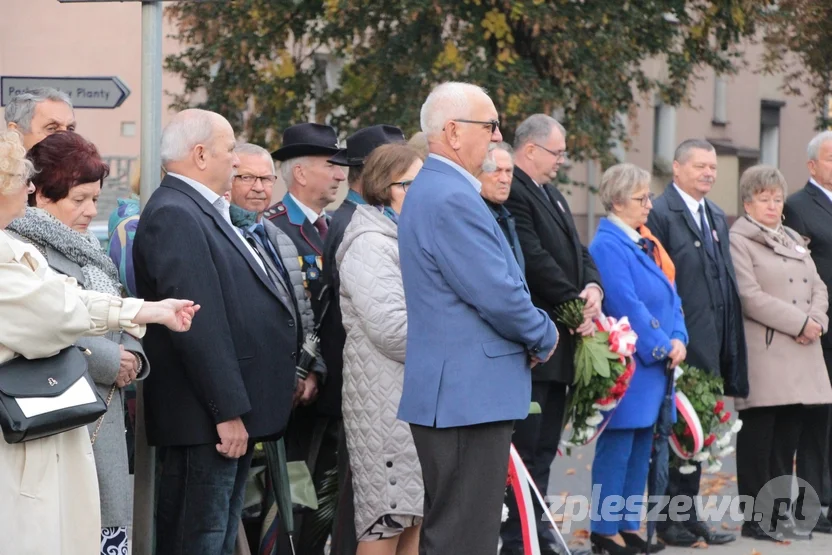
588;163;688;554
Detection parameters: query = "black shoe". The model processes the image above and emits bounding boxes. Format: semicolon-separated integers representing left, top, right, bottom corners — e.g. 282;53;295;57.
813;514;832;534
780;520;813;540
619;532;665;552
589;533;639;554
656;523;699;547
741;521;787;542
684;521;736;545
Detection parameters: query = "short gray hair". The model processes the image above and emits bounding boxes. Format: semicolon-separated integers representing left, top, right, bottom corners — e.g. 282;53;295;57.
599;163;651;211
279;156;309;188
739;165;787;204
482;142;514;173
513;114;566;150
3;88;73;132
236;142;275;173
0;130;35;195
420;82;488;137
673;139;715;164
808;131;832;161
160;109;218;165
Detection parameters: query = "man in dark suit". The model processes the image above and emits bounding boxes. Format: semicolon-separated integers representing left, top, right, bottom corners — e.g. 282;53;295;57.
784;130;832;530
264;123;346;555
479;142;524;272
501;114;601;555
318;124;405;554
647;139;747;547
399;82;558;555
134;109;298;555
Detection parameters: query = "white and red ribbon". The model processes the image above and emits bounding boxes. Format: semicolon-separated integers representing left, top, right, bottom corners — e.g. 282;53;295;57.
669;390;704;459
508;444;572;555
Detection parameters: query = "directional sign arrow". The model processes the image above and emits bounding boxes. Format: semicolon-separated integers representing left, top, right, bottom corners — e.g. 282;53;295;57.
1;76;131;109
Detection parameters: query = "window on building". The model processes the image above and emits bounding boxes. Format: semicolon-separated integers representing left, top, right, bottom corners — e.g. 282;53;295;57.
760;100;784;166
653;101;676;175
713;75;727;125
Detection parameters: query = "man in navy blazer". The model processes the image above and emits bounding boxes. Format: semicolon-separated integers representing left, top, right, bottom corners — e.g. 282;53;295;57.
134;110;297;555
398;82;558;555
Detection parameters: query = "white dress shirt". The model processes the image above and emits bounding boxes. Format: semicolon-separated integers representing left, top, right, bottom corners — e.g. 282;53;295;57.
167;172;264;271
810;178;832;205
672;182;708;230
289;193;325;224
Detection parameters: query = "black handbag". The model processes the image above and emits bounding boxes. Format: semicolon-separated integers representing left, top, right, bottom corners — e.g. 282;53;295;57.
0;345;106;444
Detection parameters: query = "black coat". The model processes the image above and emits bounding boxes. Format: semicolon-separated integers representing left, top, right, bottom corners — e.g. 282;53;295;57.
503;167;602;383
646;183;749;397
784;181;832;351
316;199;358;417
134;175;298;446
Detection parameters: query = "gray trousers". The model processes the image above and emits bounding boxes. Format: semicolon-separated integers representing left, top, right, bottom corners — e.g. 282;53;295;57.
410;420;514;555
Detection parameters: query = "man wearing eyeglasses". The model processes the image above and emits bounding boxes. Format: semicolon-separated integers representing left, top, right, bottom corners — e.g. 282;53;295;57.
228;142;324;407
501;113;601;555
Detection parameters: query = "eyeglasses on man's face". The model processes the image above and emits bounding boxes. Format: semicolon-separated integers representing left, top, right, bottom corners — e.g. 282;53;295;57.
234;174;277;186
534;144;568;161
453;119;500;134
631;192;655;207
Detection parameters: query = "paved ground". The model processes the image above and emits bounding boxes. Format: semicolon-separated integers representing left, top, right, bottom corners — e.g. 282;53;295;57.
546;408;832;555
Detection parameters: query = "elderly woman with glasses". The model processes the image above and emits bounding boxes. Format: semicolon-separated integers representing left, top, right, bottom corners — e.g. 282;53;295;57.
730;165;832;541
337;143;424;554
587;163;688;554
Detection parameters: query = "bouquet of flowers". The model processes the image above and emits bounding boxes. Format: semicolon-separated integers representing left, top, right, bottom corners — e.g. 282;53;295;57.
670;363;743;474
556;299;638;447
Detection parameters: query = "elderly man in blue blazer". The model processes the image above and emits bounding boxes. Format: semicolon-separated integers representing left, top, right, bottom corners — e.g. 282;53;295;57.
397;82;558;555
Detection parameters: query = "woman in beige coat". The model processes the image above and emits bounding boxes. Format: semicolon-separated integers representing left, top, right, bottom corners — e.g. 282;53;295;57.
730;165;832;542
0;130;198;555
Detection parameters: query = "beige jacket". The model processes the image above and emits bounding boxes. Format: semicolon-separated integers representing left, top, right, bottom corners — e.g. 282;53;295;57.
0;230;144;555
729;217;832;410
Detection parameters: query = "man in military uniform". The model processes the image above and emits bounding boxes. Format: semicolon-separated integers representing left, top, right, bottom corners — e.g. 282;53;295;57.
265;122;346;555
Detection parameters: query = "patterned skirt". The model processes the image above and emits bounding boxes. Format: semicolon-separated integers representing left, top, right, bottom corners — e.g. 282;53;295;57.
100;527;129;555
358;514;422;542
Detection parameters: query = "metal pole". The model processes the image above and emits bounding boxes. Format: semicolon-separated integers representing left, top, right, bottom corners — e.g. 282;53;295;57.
133;2;163;554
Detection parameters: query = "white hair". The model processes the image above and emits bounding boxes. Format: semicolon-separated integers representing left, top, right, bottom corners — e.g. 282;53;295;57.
420;82;489;137
482;141;514;173
236;142;275;173
279;156;310;188
160;109;219;165
808;131;832;161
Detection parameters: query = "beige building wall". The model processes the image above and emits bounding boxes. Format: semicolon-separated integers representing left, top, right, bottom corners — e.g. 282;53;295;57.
570;40;820;244
2;1;820;235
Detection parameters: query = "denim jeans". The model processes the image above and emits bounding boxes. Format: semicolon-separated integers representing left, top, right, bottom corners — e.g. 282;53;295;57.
156;443;254;555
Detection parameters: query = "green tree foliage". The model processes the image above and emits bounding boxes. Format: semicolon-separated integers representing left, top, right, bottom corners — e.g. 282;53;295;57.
166;0;772;163
762;1;832;130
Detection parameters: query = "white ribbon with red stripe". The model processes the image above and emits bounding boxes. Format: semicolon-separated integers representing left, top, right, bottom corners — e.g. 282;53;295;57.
669;390;704;460
508;444;572;555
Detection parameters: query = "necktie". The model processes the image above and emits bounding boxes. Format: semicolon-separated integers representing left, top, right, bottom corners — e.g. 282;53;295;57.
698;204;716;258
313;217;329;240
248;224;290;286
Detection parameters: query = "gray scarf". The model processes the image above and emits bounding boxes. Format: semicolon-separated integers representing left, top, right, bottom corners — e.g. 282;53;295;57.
7;207;122;296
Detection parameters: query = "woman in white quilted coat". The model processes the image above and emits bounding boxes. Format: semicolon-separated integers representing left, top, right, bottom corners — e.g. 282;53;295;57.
337;143;424;554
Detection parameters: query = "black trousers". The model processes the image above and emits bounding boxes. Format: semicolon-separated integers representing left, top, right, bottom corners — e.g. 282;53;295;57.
279;406;340;555
329;420;358;555
500;381;567;548
411;420;514;555
736;404;829;522
821;348;832;506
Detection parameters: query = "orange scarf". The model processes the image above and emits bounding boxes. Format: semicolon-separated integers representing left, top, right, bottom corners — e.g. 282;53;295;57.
638;225;676;285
